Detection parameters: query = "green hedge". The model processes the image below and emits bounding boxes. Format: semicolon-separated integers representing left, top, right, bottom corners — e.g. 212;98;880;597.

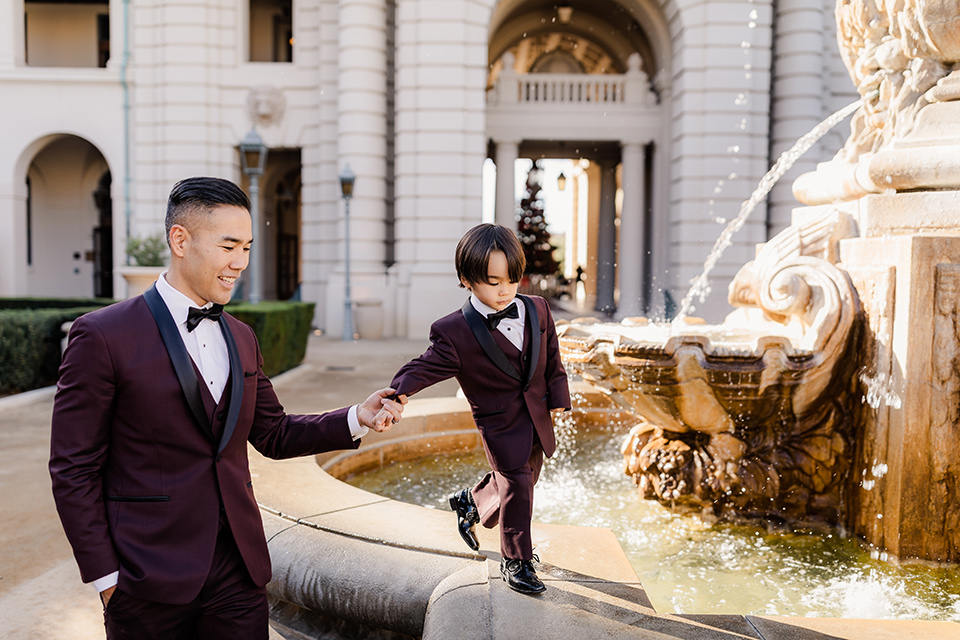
0;306;104;395
227;301;316;377
0;298;313;396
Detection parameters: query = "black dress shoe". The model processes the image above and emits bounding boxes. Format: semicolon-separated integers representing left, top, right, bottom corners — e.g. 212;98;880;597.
500;557;546;594
448;489;480;551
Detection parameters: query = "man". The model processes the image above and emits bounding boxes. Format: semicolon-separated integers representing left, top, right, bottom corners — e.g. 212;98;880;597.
49;176;404;639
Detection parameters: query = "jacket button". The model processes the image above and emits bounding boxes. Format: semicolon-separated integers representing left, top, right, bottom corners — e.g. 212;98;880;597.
523;385;530;392
522;355;529;362
217;411;226;421
216;453;223;463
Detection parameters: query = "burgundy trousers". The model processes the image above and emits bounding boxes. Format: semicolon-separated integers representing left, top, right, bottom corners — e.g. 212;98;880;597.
471;436;545;561
104;522;268;640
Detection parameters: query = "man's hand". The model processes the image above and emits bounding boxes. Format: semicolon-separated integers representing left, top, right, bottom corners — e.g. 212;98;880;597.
357;389;407;432
100;585;116;608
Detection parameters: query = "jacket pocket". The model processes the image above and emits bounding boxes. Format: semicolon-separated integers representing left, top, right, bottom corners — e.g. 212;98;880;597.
473;408;506;420
103;495;171;502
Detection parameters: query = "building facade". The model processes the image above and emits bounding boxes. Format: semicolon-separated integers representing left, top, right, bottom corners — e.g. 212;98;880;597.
0;0;856;338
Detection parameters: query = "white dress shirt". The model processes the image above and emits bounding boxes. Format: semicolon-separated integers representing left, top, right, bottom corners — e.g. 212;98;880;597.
156;273;230;402
93;273;367;593
471;296;525;351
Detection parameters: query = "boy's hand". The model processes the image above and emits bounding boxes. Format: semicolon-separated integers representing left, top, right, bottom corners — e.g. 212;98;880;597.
358;388;407;432
372;407;394;432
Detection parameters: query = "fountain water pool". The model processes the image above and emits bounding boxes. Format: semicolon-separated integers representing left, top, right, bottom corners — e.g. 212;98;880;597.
346;414;960;621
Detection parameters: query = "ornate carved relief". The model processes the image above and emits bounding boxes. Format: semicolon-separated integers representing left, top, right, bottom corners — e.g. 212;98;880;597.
247;85;286;128
834;0;957;164
793;2;960;204
560;209;861;526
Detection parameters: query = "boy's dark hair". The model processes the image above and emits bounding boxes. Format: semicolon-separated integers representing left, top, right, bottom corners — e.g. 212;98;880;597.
165;177;251;246
455;223;526;287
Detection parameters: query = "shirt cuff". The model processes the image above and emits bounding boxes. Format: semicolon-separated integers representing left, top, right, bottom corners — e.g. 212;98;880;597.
348;405;369;440
93;571;119;592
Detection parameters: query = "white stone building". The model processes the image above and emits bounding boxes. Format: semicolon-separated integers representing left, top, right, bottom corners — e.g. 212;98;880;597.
0;0;856;338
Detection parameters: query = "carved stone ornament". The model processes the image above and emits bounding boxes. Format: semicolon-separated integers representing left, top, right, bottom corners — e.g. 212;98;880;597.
792;1;960;205
247;85;286;128
559;209;861;526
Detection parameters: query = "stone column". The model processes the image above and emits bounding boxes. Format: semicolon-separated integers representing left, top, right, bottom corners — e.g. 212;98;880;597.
337;0;387;273
618;143;646;317
0;180;27;295
666;0;774;320
594;160;618;314
767;0;833;234
0;0;25;67
328;0;388;336
494;140;519;229
650;74;671;319
392;0;488;339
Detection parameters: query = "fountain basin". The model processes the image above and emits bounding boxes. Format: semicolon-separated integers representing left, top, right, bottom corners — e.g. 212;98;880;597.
256;395;959;637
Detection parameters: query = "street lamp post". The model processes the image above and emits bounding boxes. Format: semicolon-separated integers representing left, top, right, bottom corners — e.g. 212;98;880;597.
239;127;268;304
339;164;356;341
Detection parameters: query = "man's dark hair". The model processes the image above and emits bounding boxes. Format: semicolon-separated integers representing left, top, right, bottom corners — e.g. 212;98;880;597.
455;223;526;288
165;177;251;246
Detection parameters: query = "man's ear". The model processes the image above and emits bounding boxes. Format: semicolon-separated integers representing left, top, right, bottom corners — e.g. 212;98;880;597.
460;277;472;291
168;225;189;258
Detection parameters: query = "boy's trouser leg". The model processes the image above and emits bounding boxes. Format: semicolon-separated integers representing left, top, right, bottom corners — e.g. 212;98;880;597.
471;440;544;560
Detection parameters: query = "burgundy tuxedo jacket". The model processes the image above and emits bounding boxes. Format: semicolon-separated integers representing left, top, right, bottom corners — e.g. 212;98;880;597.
390;294;571;471
49;287;358;605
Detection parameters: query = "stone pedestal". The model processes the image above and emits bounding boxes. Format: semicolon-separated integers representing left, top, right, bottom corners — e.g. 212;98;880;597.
117;266;164;298
837;194;960;562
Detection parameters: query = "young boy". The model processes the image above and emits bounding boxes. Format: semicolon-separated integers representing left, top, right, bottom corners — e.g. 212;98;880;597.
384;223;571;595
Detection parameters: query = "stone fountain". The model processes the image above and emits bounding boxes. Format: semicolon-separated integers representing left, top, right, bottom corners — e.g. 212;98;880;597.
560;0;960;563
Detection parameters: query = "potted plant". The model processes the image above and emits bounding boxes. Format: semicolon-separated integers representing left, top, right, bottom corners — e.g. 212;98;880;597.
118;232;168;297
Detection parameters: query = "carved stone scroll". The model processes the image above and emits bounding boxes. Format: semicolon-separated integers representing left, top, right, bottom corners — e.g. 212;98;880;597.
560;209;861;526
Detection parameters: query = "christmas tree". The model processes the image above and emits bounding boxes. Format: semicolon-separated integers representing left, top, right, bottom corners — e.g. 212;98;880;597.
516;162;560;276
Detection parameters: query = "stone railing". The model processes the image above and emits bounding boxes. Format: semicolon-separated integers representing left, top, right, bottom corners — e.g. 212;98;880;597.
510;74;626;104
486;51;656;108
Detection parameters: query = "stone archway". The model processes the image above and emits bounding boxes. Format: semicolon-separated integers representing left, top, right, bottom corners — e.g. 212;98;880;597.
485;0;670;316
22;135;111;298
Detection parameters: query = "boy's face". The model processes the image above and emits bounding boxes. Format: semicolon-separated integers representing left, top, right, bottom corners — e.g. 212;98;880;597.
462;250;519;311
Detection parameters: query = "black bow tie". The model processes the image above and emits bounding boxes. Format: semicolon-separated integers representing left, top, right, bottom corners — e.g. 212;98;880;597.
485;303;519;330
186;304;223;332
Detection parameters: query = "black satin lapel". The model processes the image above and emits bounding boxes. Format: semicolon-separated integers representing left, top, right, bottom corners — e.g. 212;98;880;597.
518;295;540;386
460;299;522;382
142;285;213;440
217;319;244;454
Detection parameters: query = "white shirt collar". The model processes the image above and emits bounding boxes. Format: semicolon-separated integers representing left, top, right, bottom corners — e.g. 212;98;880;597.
470;295;522;319
155;271;214;328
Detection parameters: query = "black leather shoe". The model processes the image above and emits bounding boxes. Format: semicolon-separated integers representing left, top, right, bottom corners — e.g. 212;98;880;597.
448;489;480;551
500;557;546;594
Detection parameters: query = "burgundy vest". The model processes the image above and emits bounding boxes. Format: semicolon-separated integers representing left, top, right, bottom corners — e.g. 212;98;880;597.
193;361;233;444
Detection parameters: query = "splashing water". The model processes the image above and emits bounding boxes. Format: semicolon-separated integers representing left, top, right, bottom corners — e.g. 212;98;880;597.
859;369;903;410
675;98;865;321
346;424;960;620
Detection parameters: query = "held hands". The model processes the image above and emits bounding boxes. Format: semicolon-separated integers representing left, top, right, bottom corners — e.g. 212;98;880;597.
357;388;407;432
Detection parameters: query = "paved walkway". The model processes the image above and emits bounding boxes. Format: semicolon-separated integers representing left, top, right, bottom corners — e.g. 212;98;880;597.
0;335;452;640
